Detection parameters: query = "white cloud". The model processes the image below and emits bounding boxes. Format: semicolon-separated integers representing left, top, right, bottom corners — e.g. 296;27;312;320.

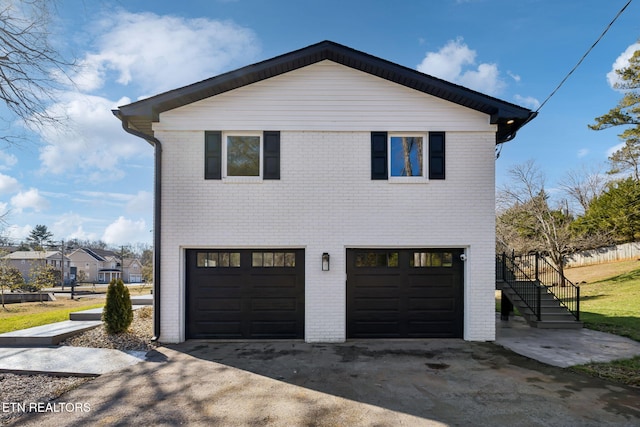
416;37;505;95
126;191;153;214
73;10;260;94
52;212;99;241
5;224;32;241
0;151;18;171
37;93;149;178
102;216;149;245
0;173;19;194
513;94;541;110
38;11;260;179
507;71;521;83
10;188;49;213
607;43;640;89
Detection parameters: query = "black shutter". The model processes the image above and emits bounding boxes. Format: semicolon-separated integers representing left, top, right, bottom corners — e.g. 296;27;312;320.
429;132;445;180
205;131;222;180
263;131;280;180
371;132;388;180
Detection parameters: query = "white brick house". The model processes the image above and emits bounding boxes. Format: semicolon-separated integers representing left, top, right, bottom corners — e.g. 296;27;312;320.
114;41;535;343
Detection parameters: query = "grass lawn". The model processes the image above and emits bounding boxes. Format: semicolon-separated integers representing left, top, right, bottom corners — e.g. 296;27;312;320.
579;266;640;342
0;297;104;334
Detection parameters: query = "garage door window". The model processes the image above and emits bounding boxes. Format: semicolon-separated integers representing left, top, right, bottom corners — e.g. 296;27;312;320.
355;251;399;267
196;252;241;268
411;252;453;268
252;252;296;267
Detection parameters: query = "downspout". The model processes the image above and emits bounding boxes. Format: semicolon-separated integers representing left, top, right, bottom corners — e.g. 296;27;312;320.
112;112;162;341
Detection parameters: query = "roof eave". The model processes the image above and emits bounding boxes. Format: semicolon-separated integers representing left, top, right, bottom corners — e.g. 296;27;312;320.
114;40;536;143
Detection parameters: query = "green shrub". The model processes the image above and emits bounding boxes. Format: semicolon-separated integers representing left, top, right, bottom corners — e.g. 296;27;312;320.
102;278;133;334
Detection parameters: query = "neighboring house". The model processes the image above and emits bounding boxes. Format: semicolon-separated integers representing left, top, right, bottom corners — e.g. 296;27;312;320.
68;248;144;283
123;258;143;283
3;251;70;284
114;41;535;344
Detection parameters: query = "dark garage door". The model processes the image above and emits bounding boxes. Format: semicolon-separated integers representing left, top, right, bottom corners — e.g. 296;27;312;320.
347;248;463;338
186;249;304;339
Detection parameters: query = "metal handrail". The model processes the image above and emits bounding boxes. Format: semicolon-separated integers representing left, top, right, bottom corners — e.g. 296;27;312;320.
496;252;542;321
511;252;580;321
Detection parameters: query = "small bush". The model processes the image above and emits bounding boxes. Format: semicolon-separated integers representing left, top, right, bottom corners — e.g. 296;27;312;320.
102;279;133;334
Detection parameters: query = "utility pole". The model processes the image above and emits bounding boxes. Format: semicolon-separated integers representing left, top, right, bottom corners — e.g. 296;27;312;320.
120;245;125;283
61;239;65;289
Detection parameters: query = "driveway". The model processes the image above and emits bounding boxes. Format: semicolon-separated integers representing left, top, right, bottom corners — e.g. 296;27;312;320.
15;340;640;426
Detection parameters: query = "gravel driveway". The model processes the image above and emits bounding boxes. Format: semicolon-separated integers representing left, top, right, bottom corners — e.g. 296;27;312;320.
13;340;640;426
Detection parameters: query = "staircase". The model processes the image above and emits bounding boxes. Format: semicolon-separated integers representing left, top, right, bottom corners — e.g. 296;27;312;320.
496;250;582;329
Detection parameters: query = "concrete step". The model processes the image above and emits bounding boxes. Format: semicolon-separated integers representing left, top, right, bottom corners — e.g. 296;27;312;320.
130;295;153;306
69;305;146;321
531;320;584;329
0;320;102;346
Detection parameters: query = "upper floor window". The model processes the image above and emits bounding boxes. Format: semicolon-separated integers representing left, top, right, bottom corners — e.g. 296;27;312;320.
226;133;261;177
390;134;425;180
372;131;445;181
205;131;280;181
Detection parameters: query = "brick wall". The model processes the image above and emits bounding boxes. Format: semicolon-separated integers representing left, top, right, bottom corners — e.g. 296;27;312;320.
156;129;496;343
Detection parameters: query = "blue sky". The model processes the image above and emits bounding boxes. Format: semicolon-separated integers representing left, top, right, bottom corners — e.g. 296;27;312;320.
0;0;638;246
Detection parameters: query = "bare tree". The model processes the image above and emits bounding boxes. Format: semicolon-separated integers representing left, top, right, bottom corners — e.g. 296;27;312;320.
559;164;608;214
0;0;74;142
497;160;575;282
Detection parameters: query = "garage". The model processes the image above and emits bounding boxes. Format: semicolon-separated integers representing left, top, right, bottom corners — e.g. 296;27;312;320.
347;248;463;338
186;249;305;339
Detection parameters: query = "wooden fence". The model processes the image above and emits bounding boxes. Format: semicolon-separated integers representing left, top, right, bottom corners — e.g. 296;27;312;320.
563;242;640;267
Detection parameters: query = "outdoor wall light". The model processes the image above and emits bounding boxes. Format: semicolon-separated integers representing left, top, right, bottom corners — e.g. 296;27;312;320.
322;252;330;271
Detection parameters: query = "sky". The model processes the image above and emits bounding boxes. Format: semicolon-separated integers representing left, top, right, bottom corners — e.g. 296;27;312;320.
0;0;638;247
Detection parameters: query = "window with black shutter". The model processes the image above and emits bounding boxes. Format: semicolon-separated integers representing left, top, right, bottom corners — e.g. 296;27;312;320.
204;131;280;180
263;131;280;180
205;131;222;180
371;131;388;180
371;131;445;181
428;132;445;180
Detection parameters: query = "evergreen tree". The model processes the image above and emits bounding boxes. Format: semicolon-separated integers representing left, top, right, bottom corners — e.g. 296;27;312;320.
573;177;640;243
26;225;53;250
103;278;133;334
590;46;640;179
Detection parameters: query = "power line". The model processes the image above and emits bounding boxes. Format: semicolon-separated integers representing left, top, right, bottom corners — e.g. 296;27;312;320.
536;0;633;113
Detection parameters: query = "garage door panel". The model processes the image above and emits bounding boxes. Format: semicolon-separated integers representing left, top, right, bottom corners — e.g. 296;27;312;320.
352;297;400;312
186;249;304;339
408;297;455;311
250;321;299;338
195;298;242;312
190;321;243;339
350;321;402;338
250;274;299;289
347;248;463;339
250;297;298;311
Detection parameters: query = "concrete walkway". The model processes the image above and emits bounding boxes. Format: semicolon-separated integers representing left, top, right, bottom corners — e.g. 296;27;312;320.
0;346;147;376
495;314;640;367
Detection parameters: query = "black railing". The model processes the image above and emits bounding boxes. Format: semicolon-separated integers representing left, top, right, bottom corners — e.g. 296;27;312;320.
496;248;581;322
510;252;580;321
496;252;542;321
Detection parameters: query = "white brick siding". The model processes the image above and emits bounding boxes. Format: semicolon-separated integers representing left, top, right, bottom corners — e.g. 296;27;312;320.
154;62;497;343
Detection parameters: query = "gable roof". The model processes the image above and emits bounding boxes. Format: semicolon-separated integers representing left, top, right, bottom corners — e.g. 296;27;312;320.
114;40;535;144
3;251;68;261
